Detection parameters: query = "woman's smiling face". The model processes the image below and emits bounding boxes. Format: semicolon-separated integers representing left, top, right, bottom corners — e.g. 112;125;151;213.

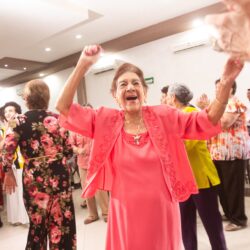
4;106;17;122
115;71;147;113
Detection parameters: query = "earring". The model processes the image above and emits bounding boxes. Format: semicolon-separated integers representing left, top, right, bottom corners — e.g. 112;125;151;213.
115;97;122;108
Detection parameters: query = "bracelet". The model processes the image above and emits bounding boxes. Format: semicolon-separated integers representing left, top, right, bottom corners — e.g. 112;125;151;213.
214;98;228;107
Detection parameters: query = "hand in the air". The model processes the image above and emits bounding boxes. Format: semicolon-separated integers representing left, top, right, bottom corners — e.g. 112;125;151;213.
196;94;210;110
221;56;244;83
205;0;250;60
79;45;102;66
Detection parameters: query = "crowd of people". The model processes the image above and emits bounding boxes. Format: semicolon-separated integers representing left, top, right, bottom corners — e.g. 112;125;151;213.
0;0;250;249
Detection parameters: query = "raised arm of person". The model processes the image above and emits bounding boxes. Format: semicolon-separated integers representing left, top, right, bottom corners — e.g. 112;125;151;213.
206;57;244;124
56;45;102;116
205;0;250;60
223;0;250;15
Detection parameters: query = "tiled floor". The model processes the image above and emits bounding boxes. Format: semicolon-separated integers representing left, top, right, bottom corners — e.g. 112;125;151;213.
0;188;249;250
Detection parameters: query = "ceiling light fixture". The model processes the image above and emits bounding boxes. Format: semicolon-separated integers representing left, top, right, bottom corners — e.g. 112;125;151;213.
39;73;45;77
45;47;51;52
23;67;27;70
4;64;8;67
75;34;82;39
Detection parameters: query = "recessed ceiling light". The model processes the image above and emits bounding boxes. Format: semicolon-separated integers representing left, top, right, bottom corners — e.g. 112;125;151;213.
75;34;82;39
192;19;204;28
23;67;27;70
39;73;45;77
45;47;51;52
4;64;8;67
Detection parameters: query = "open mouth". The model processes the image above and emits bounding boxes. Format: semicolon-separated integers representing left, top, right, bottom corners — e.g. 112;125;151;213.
126;96;138;101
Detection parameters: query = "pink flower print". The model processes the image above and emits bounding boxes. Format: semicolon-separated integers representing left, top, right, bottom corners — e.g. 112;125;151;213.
62;157;66;165
34;236;39;243
44;146;58;161
60;192;70;199
49;178;59;188
59;127;67;139
34;192;50;209
23;169;34;185
43;116;58;133
28;186;38;197
62;181;68;187
50;225;62;244
51;200;63;225
31;212;42;225
22;141;27;147
32;160;40;167
56;144;63;152
36;176;43;183
23;176;32;185
30;139;39;151
64;210;72;220
41;134;54;148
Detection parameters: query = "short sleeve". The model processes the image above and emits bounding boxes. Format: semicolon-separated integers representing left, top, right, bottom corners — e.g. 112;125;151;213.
59;104;96;138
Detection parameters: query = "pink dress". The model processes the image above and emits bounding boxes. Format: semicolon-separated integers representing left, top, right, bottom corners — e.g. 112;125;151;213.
106;129;182;250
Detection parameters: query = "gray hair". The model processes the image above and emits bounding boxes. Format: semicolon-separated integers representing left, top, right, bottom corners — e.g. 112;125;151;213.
168;83;193;105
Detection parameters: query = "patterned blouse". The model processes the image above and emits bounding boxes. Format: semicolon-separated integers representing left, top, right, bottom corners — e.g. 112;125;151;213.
2;110;73;172
209;96;250;160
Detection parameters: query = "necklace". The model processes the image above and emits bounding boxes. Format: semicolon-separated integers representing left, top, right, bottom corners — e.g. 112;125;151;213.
133;121;142;145
124;117;143;145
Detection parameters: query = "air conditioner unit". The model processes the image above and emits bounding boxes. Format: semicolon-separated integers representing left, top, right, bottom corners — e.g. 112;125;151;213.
171;38;209;53
91;59;124;75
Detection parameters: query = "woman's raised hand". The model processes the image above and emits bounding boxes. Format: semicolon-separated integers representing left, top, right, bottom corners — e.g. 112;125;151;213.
196;94;210;110
79;45;102;66
205;0;250;60
221;56;244;84
223;0;250;15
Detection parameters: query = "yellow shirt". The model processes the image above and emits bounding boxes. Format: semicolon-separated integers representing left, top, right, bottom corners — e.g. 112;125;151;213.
183;106;220;189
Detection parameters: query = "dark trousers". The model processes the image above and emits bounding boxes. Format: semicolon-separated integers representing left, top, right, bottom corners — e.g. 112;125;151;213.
179;186;227;250
214;159;248;226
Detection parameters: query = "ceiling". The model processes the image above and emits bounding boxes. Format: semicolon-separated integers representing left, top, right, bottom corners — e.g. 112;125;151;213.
0;0;220;86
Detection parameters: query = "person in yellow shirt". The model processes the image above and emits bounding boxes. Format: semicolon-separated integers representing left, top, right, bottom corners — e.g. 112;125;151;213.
165;84;227;250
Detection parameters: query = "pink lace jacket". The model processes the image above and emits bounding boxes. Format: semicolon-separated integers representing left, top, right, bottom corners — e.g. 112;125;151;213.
60;104;221;202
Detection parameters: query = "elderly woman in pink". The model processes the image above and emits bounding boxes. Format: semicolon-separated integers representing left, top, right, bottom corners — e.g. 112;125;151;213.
56;45;243;250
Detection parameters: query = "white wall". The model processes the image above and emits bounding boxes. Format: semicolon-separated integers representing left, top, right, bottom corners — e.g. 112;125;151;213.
85;29;250;108
43;67;77;112
0;67;77;113
1;29;250;111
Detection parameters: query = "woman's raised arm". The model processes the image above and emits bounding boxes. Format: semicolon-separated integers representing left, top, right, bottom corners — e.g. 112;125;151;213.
56;45;102;116
207;56;244;124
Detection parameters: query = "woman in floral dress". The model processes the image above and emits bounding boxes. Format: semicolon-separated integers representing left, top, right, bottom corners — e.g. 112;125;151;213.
208;79;248;231
2;80;76;250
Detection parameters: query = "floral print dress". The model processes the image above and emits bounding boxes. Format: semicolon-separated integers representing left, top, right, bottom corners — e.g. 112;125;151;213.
209;96;250;160
2;110;76;250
